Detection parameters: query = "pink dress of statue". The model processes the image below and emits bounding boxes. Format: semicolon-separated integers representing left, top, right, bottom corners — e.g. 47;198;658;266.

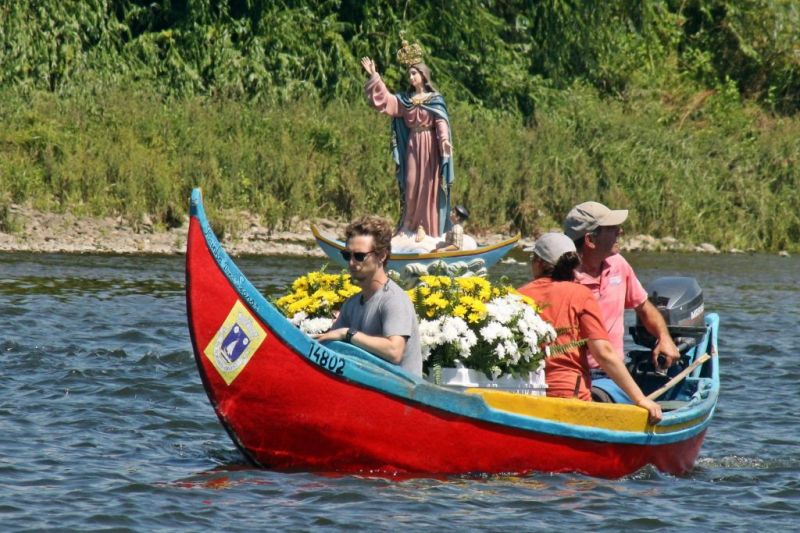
365;73;450;237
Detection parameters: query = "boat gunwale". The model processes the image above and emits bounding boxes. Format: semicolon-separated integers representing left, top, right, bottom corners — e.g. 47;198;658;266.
310;223;521;261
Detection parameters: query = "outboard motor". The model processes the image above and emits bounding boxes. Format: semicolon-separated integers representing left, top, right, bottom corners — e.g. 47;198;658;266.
630;276;706;351
625;276;707;388
594;276;709;403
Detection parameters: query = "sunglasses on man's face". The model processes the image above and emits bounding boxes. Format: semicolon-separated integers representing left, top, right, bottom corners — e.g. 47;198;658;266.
340;250;375;262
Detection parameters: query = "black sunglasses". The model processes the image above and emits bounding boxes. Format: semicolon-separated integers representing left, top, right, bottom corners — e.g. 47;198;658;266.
340;250;376;262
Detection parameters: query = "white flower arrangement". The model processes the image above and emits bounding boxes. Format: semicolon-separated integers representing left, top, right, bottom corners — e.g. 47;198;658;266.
410;283;557;380
277;270;561;383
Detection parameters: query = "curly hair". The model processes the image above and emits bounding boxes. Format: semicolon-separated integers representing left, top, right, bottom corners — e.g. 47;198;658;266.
344;215;393;267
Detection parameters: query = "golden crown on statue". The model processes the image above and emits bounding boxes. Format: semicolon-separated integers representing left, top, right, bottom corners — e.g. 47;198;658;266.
396;38;424;66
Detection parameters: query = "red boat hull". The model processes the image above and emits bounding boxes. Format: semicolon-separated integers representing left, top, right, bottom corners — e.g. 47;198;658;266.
187;217;707;478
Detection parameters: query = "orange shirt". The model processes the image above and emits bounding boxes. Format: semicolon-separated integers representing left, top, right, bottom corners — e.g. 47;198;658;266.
518;277;610;401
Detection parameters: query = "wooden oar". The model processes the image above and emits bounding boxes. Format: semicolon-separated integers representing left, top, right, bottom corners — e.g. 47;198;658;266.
646;353;711;401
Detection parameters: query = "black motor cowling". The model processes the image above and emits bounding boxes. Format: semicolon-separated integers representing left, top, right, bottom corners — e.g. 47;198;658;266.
630;276;706;349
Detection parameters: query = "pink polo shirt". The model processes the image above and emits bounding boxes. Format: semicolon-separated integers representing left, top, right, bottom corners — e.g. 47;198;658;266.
574;253;648;367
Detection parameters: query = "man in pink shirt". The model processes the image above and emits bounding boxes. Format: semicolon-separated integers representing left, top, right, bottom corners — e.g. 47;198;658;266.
564;201;680;376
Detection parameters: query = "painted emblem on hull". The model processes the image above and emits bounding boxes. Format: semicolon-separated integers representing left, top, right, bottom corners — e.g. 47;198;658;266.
204;300;267;385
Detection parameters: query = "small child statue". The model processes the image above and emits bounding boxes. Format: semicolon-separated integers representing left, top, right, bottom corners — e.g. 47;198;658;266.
435;205;469;251
415;223;427;243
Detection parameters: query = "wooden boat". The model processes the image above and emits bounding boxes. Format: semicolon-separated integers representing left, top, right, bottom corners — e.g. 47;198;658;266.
187;189;720;478
311;224;520;272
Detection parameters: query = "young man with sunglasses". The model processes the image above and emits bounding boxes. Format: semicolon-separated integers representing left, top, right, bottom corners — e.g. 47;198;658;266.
314;215;422;376
564;201;680;385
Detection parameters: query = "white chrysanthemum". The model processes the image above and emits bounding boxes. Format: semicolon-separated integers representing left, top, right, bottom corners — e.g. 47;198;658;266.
485;296;520;324
457;328;478;358
516;311;555;348
300;317;334;335
418;316;479;363
494;341;507;359
418;318;447;359
441;316;465;343
518;307;556;342
290;313;334;335
503;339;520;363
480;321;513;343
290;311;309;326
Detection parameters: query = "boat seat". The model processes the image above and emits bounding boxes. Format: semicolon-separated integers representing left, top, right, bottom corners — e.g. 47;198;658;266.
590;378;633;404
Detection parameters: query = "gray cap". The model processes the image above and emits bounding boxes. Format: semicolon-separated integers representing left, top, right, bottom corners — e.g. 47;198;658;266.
563;201;628;240
524;232;576;265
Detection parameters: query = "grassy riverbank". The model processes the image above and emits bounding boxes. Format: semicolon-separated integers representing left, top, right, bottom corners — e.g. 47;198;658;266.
2;1;799;251
1;82;798;251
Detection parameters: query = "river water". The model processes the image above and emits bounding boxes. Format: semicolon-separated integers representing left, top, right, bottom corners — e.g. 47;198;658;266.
1;250;798;530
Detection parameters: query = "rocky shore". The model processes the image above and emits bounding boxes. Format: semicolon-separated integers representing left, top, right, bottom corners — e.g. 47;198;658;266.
0;204;789;257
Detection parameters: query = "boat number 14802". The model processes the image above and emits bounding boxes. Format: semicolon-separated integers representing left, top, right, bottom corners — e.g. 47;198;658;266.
307;344;346;375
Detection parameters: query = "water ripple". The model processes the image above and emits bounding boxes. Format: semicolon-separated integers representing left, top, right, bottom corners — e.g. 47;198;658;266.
1;251;799;530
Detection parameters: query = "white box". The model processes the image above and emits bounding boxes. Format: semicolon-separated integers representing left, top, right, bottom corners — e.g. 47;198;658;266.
438;365;547;396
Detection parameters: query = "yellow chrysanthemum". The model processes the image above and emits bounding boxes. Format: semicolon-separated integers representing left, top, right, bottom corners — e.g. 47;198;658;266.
277;270;359;318
456;277;475;291
292;276;309;292
467;312;483;324
419;275;437;287
313;289;338;304
339;286;360;298
275;293;296;307
461;295;484;312
287;296;313;315
424;293;448;310
478;285;492;301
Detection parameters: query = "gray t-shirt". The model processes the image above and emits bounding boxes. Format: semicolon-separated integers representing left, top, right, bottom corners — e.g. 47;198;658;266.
333;279;422;376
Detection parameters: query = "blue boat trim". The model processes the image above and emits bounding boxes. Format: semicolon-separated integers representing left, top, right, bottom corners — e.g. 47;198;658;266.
190;189;720;447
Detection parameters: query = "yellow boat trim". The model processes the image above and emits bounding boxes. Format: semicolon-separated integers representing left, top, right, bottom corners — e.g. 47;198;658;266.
466;389;652;432
468;389;709;434
311;224;521;260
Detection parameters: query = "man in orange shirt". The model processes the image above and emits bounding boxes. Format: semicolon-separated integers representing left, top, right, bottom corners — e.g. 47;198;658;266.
518;233;662;424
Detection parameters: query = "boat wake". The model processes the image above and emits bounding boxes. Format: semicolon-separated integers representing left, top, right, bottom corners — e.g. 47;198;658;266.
695;455;800;471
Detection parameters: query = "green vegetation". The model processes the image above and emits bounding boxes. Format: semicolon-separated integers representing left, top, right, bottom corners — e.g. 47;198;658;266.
1;1;799;250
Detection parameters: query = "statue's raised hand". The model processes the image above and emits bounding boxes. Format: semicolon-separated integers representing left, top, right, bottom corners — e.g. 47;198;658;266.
361;57;377;77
